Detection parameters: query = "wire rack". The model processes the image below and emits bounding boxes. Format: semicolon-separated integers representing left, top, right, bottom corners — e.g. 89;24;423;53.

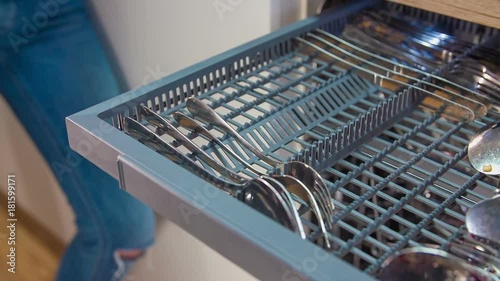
68;1;500;280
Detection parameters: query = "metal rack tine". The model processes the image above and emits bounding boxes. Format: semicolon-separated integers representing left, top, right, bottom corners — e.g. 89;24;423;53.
294;36;475;122
338;26;500;106
305;31;488;119
314;29;491;107
364;10;500;58
341;25;440;70
354;14;456;63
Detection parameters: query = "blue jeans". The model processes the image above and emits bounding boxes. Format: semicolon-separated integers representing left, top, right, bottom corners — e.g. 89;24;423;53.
0;1;155;280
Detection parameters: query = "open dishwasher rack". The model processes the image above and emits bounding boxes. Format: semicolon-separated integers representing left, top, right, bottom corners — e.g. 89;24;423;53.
67;1;500;280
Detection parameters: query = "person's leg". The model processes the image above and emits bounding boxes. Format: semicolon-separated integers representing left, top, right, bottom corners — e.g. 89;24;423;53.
0;1;155;280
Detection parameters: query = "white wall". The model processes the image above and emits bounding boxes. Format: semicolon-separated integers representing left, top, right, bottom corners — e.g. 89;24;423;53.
91;0;276;89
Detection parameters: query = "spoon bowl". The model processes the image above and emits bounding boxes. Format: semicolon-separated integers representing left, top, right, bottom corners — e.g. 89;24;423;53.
173;111;332;249
122;115;306;238
466;121;500;248
468;122;500;175
185;98;335;227
379;247;498;281
466;196;500;249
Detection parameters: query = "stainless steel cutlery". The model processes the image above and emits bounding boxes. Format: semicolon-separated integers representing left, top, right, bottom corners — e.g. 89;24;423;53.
119;10;500;265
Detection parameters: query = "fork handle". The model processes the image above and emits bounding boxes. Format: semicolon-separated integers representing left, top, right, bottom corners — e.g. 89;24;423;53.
186;97;280;167
139;105;244;184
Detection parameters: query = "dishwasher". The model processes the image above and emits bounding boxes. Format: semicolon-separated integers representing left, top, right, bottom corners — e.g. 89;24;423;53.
66;1;500;280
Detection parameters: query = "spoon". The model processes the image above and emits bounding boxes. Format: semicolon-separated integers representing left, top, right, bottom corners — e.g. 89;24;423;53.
137;106;323;241
468;122;500;175
173;111;333;248
122;115;306;238
379;247;498;281
466;121;500;247
185;98;335;225
466;197;500;249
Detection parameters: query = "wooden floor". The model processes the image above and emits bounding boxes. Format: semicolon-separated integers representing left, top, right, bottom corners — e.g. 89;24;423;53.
0;200;61;281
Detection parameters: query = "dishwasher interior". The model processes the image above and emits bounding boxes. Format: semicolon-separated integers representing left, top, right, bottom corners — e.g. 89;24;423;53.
67;1;500;280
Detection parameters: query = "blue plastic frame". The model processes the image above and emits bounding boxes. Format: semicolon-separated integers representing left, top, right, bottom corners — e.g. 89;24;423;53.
66;1;380;280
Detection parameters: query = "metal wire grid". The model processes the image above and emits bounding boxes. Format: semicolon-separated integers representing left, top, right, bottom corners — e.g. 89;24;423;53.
94;4;500;279
130;37;496;279
323;101;500;273
143;47;398;175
